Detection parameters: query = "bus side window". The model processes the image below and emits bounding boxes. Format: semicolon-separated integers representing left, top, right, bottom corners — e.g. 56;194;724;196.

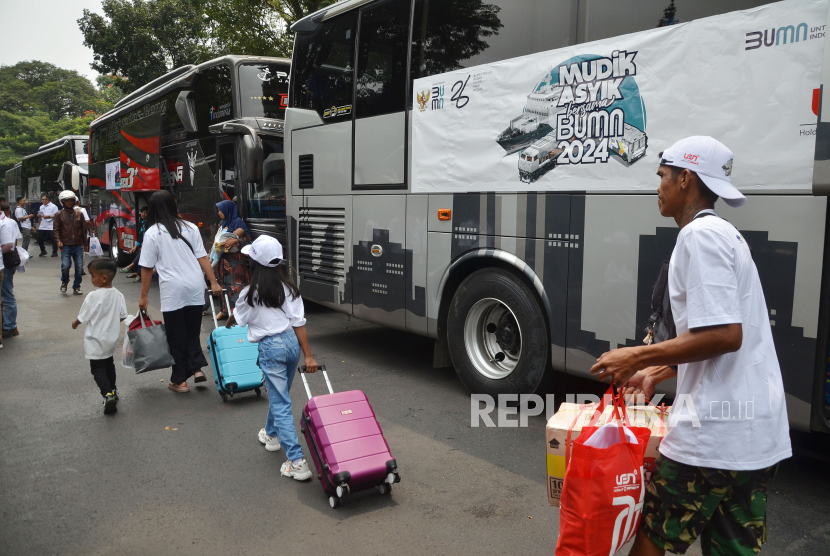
290;10;358;123
354;0;410;119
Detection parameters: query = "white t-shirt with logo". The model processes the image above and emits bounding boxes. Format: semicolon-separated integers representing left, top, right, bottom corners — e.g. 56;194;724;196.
139;222;207;312
233;285;306;343
15;207;31;229
38;202;58;231
660;210;791;471
77;287;128;359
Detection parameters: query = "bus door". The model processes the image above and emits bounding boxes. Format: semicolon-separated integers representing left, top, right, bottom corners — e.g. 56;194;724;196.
244;137;288;247
348;0;412;330
217;137;237;202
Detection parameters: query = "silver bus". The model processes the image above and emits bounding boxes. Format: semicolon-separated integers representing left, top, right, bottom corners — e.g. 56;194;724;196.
284;0;830;435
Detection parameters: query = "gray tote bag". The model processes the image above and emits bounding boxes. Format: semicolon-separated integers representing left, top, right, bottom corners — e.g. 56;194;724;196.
128;311;176;374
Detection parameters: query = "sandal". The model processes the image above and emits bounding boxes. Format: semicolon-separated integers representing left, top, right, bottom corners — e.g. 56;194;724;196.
215;312;228;321
119;267;132;273
126;273;138;278
133;276;142;283
194;370;207;383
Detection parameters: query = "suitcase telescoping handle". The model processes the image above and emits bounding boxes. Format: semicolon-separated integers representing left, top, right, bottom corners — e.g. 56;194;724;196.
207;288;232;330
298;365;332;400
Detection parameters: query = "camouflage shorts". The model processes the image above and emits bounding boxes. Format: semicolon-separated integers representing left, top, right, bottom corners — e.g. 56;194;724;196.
641;455;775;556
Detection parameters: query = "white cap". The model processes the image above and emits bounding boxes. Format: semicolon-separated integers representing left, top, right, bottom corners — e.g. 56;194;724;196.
241;235;284;267
660;136;745;208
58;190;77;203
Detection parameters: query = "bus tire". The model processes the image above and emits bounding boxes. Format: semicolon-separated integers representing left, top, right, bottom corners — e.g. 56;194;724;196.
109;224;130;268
447;268;549;396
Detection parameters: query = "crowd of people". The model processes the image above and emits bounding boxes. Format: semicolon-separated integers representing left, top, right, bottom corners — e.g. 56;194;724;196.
0;189;319;482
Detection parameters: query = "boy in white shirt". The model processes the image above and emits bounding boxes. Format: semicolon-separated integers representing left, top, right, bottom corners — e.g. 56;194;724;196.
72;258;128;414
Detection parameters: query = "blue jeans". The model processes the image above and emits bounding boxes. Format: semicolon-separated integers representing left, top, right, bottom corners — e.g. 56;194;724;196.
259;329;304;461
2;266;16;332
61;245;84;289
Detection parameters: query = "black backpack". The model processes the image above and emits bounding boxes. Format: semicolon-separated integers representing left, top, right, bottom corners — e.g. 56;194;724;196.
643;212;716;347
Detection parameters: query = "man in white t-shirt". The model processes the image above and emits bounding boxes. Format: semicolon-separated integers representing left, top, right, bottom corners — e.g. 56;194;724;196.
1;202;21;339
0;203;18;347
591;136;790;556
14;196;34;251
37;194;59;257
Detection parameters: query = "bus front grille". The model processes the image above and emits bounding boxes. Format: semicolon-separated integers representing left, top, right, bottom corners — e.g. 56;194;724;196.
298;207;345;284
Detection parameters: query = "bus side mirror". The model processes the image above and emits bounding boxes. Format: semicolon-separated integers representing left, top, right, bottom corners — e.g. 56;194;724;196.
237;132;263;184
71;165;80;191
176;91;198;133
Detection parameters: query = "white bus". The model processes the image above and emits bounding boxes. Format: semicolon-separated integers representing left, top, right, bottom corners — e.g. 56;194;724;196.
285;0;830;434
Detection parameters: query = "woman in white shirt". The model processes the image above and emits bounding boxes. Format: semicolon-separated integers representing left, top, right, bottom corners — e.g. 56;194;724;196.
138;191;222;393
226;235;318;481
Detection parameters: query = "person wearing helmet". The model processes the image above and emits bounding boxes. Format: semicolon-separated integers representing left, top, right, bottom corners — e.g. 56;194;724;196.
54;190;87;294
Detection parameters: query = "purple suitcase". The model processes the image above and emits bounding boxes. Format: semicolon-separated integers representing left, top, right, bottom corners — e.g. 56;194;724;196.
298;366;401;508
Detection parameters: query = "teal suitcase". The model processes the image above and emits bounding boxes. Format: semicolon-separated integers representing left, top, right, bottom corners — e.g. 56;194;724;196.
206;292;264;402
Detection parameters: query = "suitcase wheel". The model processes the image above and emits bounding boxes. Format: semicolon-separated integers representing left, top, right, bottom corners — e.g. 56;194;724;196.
378;483;392;496
255;388;262;397
220;392;228;403
328;495;341;508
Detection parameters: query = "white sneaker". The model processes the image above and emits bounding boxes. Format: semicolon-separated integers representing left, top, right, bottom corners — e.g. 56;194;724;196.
258;428;281;452
281;459;312;481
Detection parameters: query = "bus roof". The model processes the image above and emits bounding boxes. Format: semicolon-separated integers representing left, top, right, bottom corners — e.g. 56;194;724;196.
37;135;87;152
291;0;373;32
23;136;83;161
90;55;290;130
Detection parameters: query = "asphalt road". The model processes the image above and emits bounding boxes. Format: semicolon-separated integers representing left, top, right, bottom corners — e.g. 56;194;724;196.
1;254;829;556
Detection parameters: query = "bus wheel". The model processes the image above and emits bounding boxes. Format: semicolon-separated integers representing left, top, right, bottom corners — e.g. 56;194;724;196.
109;224;130;268
447;268;548;396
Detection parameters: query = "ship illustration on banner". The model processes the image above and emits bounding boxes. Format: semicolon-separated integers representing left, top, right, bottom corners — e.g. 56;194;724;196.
496;51;648;183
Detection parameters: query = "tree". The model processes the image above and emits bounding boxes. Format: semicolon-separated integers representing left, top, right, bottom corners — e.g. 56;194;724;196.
78;0;324;92
0;61;99;120
0;61;108;185
206;0;287;58
78;0;213;94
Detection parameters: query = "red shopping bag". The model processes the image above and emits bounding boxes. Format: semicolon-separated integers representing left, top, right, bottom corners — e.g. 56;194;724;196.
555;387;652;556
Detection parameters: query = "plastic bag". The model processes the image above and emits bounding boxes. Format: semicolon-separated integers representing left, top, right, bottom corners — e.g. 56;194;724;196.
15;246;29;272
88;237;103;257
122;335;135;369
555;387;652;556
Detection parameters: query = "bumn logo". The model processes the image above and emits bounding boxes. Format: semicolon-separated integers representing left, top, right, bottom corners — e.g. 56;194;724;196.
745;23;820;50
683;153;699;164
609;466;645;554
615;470;637;486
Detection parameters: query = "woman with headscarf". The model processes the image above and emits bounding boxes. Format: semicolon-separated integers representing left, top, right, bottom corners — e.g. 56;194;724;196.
213;200;251;320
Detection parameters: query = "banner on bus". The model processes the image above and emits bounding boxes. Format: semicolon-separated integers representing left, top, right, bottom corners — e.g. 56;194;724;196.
119;115;162;191
105;161;120;190
411;0;826;194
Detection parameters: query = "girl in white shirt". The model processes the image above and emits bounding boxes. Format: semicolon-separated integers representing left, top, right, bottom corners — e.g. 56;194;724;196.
226;235;318;481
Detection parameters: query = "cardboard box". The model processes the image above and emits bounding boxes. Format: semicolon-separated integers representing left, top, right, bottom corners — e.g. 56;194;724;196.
545;403;669;507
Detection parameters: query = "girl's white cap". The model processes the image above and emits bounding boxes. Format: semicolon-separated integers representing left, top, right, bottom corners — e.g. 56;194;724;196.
241;235;283;267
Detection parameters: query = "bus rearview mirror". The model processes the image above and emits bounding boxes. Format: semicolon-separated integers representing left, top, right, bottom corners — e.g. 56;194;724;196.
176;91;198;133
71;165;80;191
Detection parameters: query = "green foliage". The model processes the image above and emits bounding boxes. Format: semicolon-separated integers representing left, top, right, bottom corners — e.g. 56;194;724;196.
0;61;99;120
79;0;214;94
78;0;327;93
206;0;287;58
0;61;111;185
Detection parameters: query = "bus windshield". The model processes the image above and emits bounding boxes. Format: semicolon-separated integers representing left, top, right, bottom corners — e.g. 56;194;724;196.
74;139;88;167
238;63;290;120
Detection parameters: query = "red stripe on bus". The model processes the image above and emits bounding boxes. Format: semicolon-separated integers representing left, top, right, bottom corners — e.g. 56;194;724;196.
120;130;160;154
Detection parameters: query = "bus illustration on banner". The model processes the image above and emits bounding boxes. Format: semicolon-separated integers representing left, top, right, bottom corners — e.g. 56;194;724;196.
505;52;649;183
